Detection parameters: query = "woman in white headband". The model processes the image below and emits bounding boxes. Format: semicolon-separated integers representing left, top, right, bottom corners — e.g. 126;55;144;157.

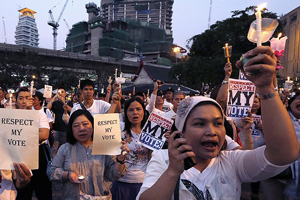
137;46;299;200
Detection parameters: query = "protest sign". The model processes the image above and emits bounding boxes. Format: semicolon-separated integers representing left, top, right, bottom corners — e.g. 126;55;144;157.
139;112;173;151
0;109;39;170
43;85;53;98
226;78;256;125
239;70;248;80
92;114;122;155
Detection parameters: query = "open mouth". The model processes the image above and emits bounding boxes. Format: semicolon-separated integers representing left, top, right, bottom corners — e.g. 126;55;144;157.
132;116;139;120
201;141;218;150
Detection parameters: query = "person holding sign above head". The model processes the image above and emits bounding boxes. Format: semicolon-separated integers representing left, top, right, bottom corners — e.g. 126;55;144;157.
111;97;150;200
48;109;129;200
137;46;299;200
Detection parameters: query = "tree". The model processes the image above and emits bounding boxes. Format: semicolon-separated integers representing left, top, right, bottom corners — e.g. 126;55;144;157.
170;6;283;90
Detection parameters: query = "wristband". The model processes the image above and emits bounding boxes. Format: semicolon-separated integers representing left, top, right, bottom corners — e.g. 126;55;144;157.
257;91;278;100
222;80;228;84
116;157;126;164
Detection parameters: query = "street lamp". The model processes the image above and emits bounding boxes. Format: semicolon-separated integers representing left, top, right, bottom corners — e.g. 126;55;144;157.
173;47;181;64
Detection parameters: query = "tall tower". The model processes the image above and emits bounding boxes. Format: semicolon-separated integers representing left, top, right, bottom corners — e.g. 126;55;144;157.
15;8;39;47
101;0;174;35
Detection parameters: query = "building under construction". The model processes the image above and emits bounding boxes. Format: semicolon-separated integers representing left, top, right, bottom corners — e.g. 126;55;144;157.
65;1;175;66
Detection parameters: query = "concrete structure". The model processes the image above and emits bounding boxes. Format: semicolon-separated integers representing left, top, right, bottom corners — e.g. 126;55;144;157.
101;0;174;35
280;6;300;80
65;1;174;66
15;8;39;47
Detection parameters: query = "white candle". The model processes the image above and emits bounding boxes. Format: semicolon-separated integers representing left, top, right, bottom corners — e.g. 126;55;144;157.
9;94;12;109
120;72;123;78
115;69;118;79
287;77;290;82
255;10;262;47
147;89;149;96
30;81;34;96
255;4;266;47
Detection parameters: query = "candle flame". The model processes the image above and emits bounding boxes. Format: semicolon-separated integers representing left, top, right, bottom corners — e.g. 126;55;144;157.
277;33;282;39
225;43;228;47
256;3;267;12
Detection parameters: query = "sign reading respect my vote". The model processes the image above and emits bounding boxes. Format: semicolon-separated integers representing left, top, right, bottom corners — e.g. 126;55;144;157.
0;109;39;170
139;112;173;151
226;78;256;124
92;114;121;155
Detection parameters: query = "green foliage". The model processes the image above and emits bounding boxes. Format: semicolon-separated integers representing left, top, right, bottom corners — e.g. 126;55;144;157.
171;6;283;90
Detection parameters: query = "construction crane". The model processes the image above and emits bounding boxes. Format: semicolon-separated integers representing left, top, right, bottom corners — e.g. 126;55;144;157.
2;17;7;43
208;0;213;29
48;0;69;50
63;19;71;31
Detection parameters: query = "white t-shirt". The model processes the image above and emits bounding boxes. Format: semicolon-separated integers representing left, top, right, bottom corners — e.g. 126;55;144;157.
0;170;17;200
118;130;149;183
70;100;111;116
38;109;50;129
137;146;290;200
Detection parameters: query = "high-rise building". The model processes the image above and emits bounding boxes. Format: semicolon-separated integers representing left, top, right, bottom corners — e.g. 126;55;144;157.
280;6;300;79
101;0;174;35
15;8;39;47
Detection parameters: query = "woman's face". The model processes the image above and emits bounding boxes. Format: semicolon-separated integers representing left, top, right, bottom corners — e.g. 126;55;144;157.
126;101;144;126
251;97;260;113
72;115;93;145
183;104;225;162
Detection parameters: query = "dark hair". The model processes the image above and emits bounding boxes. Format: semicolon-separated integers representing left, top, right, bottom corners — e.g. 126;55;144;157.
67;110;94;145
134;92;144;98
34;91;44;106
165;88;174;94
57;86;66;91
288;90;300;110
181;101;228;151
80;79;95;90
123;97;149;136
16;87;29;100
210;84;221;100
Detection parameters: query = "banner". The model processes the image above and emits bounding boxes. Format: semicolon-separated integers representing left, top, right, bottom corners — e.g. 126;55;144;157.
226;78;256;124
92;114;122;155
139;112;173;151
0;109;39;170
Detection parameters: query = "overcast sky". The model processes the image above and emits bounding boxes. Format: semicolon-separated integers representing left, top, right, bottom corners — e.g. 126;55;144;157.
0;0;299;51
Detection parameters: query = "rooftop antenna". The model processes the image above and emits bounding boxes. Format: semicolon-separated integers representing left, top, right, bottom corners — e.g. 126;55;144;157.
2;17;7;43
208;0;213;29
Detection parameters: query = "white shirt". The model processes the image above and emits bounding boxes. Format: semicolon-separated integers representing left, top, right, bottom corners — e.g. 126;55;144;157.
70;100;111;116
37;109;50;129
137;146;290;200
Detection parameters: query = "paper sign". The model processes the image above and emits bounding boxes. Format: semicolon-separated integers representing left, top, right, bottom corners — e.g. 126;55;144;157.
43;85;53;98
226;78;256;125
239;70;248;80
139;112;173;151
0;109;39;170
92;114;121;155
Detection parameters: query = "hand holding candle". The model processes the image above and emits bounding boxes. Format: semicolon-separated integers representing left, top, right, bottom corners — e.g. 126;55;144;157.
223;43;232;63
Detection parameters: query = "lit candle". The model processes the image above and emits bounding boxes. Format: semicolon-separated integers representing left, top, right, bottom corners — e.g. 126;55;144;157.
120;72;123;78
255;3;266;47
108;76;112;84
115;69;118;80
147;89;150;97
9;94;12;109
30;81;34;96
225;43;230;63
287;77;290;82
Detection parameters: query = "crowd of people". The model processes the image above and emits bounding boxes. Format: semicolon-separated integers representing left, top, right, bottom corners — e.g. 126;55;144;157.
0;46;300;200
